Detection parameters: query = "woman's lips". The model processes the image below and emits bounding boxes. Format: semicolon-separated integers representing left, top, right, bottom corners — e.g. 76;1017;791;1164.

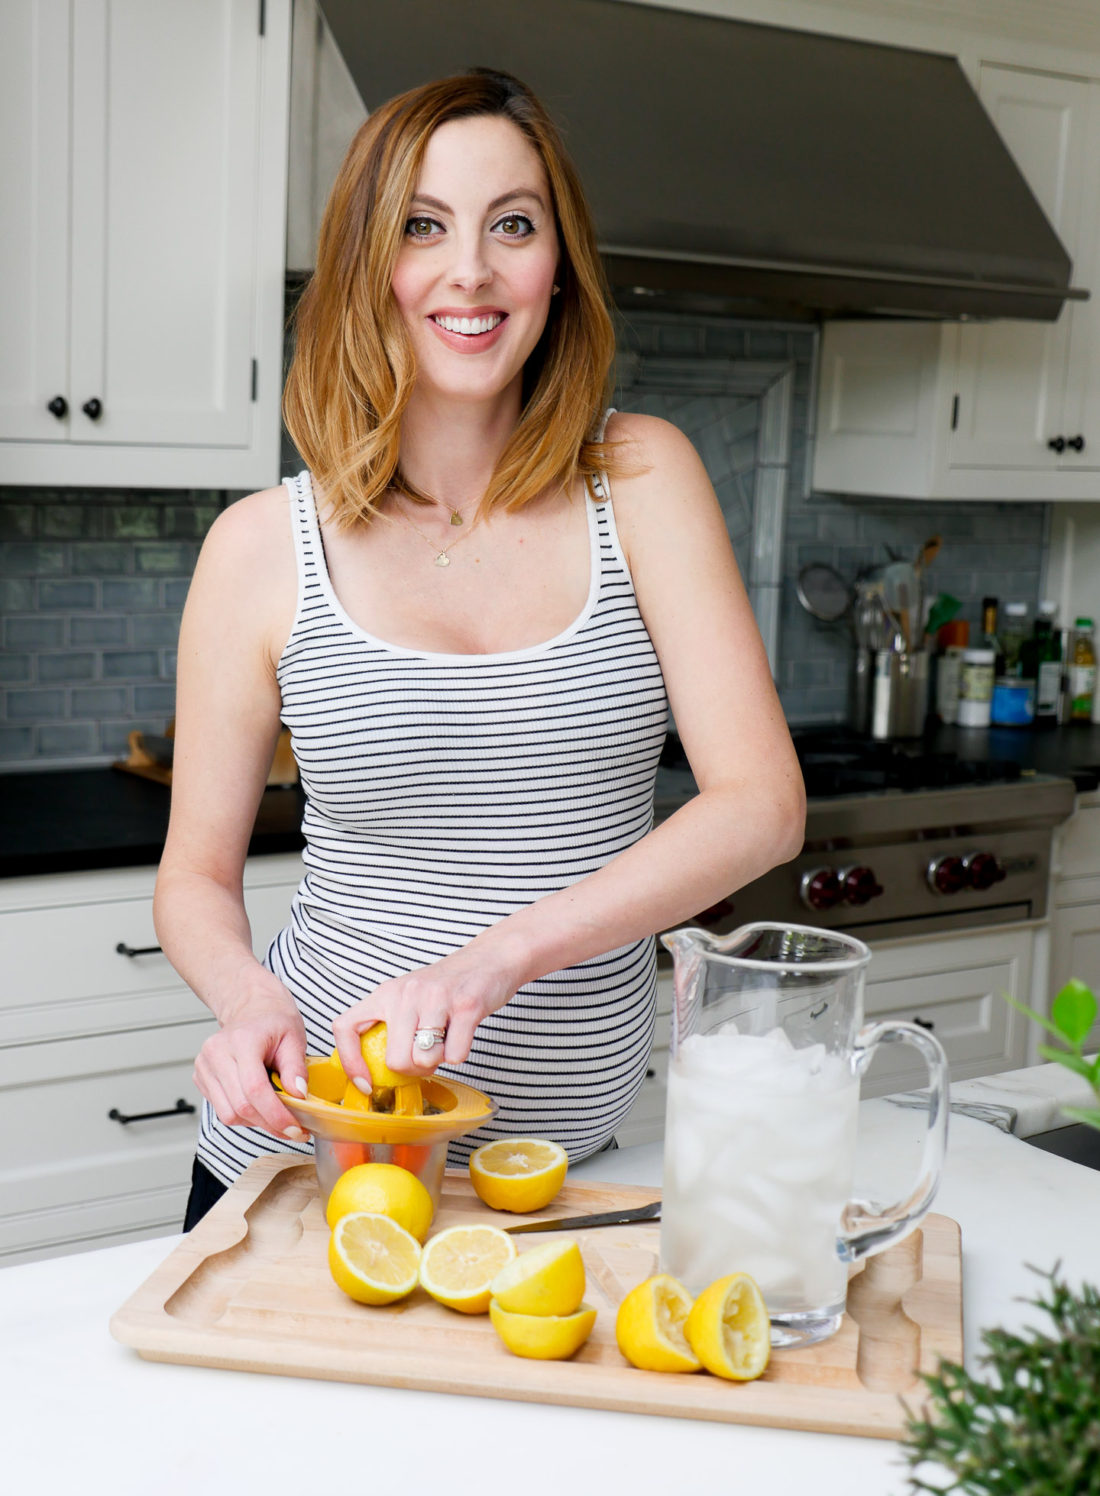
426;312;509;353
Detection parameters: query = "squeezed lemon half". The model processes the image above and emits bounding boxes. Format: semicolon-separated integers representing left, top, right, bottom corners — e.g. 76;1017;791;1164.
615;1274;701;1373
684;1272;771;1381
468;1138;568;1213
418;1224;517;1315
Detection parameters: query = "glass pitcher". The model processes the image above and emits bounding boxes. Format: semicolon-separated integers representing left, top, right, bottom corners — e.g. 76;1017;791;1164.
660;921;948;1348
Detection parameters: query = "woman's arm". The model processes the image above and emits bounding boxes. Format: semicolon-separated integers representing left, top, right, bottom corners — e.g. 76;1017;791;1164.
334;414;806;1082
153;488;310;1141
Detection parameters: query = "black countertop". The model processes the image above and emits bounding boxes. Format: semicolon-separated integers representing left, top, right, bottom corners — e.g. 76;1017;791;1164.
0;769;306;879
4;720;1100;881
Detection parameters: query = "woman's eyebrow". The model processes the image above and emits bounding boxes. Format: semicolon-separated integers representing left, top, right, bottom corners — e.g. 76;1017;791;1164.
409;188;547;214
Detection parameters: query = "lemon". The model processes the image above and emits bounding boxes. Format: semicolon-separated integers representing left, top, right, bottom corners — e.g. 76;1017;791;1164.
328;1212;421;1306
418;1224;517;1314
489;1238;586;1317
324;1161;435;1241
489;1300;597;1360
684;1272;771;1381
361;1022;416;1090
615;1274;701;1373
468;1138;568;1213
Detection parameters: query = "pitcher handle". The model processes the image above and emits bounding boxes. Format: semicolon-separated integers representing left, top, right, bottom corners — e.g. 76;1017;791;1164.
839;1020;949;1263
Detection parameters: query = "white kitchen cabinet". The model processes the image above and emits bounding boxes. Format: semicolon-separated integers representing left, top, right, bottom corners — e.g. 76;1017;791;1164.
859;924;1036;1096
1050;789;1100;1051
615;967;673;1149
0;852;302;1265
0;0;291;489
814;62;1100;502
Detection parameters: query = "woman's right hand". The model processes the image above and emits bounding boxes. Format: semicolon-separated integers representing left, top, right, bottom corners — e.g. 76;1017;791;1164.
192;971;311;1142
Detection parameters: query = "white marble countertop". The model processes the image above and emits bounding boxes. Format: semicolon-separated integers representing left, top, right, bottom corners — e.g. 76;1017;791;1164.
3;1077;1099;1496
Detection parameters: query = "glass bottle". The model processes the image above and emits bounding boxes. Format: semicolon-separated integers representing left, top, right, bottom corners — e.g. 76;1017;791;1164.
1070;617;1097;722
1000;602;1030;676
1022;603;1062;722
980;596;1004;673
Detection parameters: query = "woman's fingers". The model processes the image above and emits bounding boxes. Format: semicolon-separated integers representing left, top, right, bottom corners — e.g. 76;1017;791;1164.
193;1017;309;1140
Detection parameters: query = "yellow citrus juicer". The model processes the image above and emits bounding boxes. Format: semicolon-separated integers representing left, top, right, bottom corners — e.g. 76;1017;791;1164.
272;1058;496;1211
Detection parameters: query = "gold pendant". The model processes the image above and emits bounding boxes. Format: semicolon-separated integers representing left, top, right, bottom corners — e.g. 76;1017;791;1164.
435;552;451;567
450;511;463;527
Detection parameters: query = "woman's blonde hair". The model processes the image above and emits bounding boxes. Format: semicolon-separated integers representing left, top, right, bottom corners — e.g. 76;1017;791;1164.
283;68;621;527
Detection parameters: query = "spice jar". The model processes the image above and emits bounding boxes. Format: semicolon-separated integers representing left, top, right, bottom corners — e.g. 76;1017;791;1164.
957;647;996;727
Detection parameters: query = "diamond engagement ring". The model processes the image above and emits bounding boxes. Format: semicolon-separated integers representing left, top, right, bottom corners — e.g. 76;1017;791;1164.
413;1026;447;1051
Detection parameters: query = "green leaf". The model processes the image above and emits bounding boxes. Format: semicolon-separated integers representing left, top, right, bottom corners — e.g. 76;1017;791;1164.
1037;1044;1100;1083
1051;979;1099;1046
1062;1105;1100;1132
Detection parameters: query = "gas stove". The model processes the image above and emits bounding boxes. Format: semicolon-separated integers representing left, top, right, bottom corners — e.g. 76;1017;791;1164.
656;730;1077;942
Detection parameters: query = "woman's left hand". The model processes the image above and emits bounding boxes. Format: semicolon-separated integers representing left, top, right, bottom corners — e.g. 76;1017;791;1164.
331;943;524;1091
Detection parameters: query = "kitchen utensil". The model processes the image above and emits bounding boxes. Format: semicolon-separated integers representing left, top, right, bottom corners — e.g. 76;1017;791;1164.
850;645;873;734
883;562;919;651
504;1200;661;1233
915;535;941;574
272;1063;496;1212
870;649;930;739
659;922;949;1348
796;563;853;623
110;1153;964;1439
924;591;962;638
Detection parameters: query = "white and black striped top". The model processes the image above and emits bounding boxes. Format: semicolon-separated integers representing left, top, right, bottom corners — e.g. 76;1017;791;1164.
197;454;669;1186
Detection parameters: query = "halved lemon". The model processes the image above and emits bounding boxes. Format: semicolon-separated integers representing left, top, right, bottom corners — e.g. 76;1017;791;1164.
324;1161;434;1241
684;1272;771;1381
489;1300;597;1360
468;1138;568;1213
361;1022;416;1090
328;1212;422;1306
419;1224;517;1314
489;1238;586;1317
615;1274;701;1373
306;1048;348;1103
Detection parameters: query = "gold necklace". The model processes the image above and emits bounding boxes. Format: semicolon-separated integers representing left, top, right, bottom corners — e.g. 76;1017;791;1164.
397;502;481;568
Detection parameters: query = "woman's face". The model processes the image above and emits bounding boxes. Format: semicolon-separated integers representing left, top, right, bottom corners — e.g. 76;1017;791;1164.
390;114;560;409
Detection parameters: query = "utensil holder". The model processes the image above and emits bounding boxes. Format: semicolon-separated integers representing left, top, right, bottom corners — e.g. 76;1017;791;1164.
850;647;873;734
871;649;930;739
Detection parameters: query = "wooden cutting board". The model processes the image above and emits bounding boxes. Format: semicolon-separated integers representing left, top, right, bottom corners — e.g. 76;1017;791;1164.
110;1155;962;1439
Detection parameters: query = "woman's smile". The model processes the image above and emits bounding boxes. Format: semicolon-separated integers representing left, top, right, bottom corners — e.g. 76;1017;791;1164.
427;306;509;351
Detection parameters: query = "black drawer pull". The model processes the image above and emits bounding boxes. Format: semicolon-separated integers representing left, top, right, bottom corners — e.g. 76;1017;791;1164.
109;1098;196;1125
116;941;163;958
913;1017;935;1031
646;1067;657;1079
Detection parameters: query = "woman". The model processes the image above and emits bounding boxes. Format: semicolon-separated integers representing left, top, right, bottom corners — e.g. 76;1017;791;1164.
154;69;805;1221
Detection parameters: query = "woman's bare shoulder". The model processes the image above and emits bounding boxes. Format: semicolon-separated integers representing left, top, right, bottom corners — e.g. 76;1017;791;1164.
604;410;701;474
186;486;298;654
601;412;715;538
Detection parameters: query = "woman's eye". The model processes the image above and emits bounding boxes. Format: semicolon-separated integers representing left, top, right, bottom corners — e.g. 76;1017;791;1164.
405;216;442;239
493;213;535;239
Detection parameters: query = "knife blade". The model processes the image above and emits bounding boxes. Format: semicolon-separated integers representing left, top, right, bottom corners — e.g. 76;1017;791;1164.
503;1200;661;1234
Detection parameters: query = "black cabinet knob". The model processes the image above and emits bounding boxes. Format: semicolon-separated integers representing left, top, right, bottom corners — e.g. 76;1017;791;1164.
1068;434;1086;452
1048;435;1066;453
47;395;68;419
81;397;103;420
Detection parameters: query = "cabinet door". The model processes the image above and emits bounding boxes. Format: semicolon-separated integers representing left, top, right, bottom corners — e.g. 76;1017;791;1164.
0;0;71;443
69;0;262;448
949;65;1086;473
861;926;1033;1096
1050;897;1100;1051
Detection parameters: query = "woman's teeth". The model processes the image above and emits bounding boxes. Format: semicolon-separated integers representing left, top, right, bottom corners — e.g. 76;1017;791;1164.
432;314;503;335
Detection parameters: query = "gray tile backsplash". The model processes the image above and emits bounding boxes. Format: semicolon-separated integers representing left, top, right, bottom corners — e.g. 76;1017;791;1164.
0;314;1050;767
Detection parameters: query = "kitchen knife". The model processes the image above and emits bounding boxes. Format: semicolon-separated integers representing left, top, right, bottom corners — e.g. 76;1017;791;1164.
503;1200;661;1233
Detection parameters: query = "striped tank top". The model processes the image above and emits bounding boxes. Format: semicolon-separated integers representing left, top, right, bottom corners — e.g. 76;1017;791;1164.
197;455;670;1186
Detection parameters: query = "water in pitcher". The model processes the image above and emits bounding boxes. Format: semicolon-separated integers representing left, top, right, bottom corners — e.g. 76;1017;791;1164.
660;1023;860;1314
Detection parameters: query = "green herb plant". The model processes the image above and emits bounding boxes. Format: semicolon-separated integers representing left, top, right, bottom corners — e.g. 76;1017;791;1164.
902;1267;1100;1493
1004;978;1100;1132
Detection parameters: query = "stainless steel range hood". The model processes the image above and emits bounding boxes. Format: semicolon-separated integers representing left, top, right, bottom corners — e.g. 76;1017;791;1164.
318;0;1086;322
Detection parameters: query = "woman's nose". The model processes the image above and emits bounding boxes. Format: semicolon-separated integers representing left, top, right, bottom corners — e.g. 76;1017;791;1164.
447;234;492;293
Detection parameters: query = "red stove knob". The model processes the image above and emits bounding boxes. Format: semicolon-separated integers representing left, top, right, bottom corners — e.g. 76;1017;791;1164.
964;851;1005;891
841;865;884;906
799;867;844;911
927;855;967;895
